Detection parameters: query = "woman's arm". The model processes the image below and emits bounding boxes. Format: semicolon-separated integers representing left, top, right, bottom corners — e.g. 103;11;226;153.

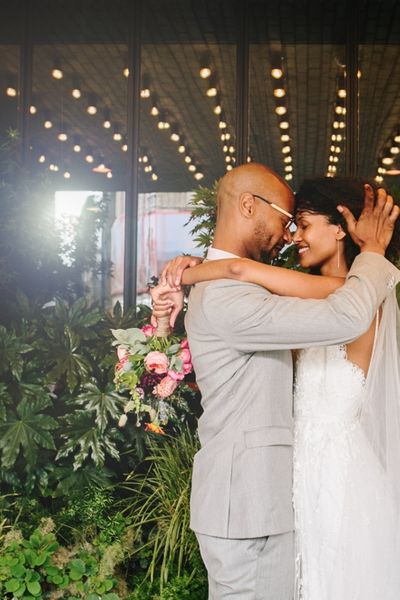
181;258;345;299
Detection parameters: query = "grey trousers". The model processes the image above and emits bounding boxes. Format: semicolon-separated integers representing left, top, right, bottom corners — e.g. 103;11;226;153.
196;531;294;600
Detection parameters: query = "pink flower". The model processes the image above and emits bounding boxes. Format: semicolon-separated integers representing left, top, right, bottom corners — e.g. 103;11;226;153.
167;369;185;381
154;375;178;399
144;351;169;374
117;347;130;364
183;362;193;375
141;324;156;338
179;348;192;365
180;339;189;349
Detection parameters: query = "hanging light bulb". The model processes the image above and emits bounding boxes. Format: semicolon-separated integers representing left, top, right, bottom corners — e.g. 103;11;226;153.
72;88;81;99
151;173;158;181
57;132;68;141
107;171;113;179
38;154;46;163
285;173;293;181
178;145;185;154
73;144;81;153
170;132;180;142
44;120;53;129
281;134;290;142
85;154;94;163
206;86;217;97
87;104;97;115
199;66;211;78
140;88;150;98
271;68;283;79
51;67;63;79
188;164;196;172
150;105;159;116
194;172;204;180
184;156;192;164
121;144;128;152
6;87;17;97
214;104;222;115
279;121;289;129
273;88;286;98
275;106;287;115
123;68;129;78
29;105;37;114
63;171;71;179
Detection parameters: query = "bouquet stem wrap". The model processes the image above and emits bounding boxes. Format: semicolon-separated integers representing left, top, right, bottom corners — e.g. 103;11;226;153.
155;314;170;338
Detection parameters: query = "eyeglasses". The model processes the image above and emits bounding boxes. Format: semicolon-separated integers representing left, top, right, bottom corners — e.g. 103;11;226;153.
253;194;294;230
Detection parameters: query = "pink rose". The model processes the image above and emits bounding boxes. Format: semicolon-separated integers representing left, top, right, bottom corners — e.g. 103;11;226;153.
144;351;169;374
141;324;156;338
183;362;193;375
180;339;189;349
179;348;192;364
167;369;185;381
117;347;130;363
154;375;178;399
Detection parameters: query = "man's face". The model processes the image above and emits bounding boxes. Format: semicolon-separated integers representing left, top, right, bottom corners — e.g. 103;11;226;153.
250;186;294;261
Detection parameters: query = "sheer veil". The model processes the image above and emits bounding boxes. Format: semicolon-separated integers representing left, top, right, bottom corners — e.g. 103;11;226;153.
360;286;400;565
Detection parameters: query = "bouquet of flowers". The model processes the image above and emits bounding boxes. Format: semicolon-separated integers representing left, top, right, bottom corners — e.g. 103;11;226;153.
111;322;193;433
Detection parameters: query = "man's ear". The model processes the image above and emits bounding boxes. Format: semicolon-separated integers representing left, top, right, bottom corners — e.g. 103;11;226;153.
239;192;255;218
336;224;346;240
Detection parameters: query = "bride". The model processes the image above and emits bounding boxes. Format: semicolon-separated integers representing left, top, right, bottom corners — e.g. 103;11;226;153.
152;176;400;599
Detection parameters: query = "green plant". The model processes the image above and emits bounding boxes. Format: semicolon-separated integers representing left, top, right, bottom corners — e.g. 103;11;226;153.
0;519;127;599
120;428;201;591
186;182;218;253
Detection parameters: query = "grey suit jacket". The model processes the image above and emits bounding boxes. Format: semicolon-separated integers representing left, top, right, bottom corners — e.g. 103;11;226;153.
185;252;399;539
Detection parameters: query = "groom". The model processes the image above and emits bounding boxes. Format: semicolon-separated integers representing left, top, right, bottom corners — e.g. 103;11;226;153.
151;163;399;600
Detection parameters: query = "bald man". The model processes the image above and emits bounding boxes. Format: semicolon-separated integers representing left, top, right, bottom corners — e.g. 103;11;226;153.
151;163;399;600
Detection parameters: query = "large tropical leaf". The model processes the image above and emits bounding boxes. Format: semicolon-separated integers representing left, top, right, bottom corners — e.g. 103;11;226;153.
0;325;33;380
44;327;93;391
0;390;57;469
56;411;120;469
75;382;125;433
53;465;114;496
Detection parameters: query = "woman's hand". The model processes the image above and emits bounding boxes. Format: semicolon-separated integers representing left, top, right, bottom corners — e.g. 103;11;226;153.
338;185;399;254
160;255;203;287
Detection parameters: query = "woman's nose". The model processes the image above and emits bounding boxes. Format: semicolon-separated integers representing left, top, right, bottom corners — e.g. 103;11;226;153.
292;229;301;243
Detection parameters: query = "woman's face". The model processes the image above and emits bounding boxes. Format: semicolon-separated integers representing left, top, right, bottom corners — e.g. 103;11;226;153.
293;211;346;273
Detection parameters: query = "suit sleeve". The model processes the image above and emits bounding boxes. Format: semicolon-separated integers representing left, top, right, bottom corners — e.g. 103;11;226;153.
201;253;400;352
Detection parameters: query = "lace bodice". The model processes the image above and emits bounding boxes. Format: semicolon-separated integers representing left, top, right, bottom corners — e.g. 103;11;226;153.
294;345;366;424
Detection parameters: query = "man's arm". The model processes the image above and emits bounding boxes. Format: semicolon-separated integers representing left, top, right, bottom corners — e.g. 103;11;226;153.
195;254;399;352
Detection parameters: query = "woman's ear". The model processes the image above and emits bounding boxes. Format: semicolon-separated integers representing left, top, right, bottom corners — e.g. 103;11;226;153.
336;224;346;240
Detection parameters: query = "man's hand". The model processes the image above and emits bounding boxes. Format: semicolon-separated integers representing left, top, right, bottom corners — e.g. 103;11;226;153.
150;283;184;329
160;255;203;287
338;185;399;254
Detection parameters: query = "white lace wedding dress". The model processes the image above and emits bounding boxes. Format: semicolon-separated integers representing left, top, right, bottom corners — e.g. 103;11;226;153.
293;344;399;600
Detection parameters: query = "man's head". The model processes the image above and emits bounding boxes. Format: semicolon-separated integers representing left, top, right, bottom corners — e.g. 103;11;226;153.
214;162;294;261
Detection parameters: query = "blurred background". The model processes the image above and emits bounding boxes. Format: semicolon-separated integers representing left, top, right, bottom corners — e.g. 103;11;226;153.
1;0;399;308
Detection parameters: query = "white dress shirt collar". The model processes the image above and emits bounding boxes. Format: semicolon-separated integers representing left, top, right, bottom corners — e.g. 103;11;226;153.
206;247;240;260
